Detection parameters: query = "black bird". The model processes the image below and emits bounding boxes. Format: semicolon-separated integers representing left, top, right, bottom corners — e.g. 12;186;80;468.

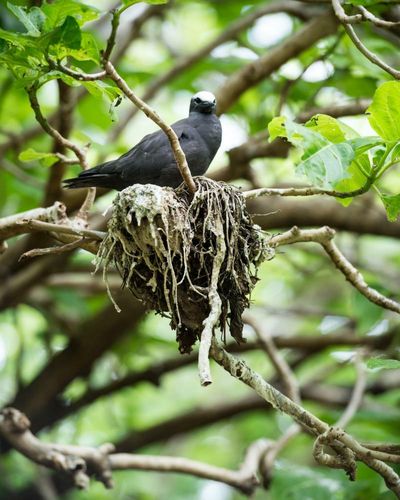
63;91;222;191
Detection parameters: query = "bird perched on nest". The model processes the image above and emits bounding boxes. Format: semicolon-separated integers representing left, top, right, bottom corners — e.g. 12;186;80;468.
63;91;222;191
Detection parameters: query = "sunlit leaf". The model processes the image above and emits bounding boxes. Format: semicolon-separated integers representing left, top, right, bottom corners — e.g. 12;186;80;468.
367;81;400;141
50;32;99;63
305;114;346;143
42;0;100;30
19;148;59;166
268;117;354;188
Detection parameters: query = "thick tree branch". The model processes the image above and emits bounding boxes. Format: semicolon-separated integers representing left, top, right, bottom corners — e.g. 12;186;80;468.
216;11;338;114
0;407;269;495
108;0;319;140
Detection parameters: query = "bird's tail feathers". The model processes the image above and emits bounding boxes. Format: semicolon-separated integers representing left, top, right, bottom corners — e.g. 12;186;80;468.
63;173;114;189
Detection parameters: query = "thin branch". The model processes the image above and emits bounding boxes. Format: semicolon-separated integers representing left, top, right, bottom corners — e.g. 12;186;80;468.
26;87;96;219
343;23;400;79
331;0;362;24
210;340;400;498
357;6;400;28
335;350;367;428
0;408;268;495
243;181;372;200
19;238;85;261
244;314;301;404
47;59;106;81
104;60;196;193
269;226;400;314
25;220;105;241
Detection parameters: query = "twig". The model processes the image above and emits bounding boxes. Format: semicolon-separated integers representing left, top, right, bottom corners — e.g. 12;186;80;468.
269;226;400;315
26;87;96;219
25;220;105;241
19;238;85;261
103;61;196;193
0;408;269;495
331;0;362;24
357;6;400;28
243;183;371;200
210;340;400;498
244;314;301;403
335;350;367;428
343;24;400;79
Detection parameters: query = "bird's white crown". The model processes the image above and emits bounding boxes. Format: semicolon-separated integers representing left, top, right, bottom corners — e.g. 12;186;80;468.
193;91;216;103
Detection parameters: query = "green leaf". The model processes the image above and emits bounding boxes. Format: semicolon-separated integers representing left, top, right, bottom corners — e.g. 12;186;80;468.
347;136;384;156
50;15;81;50
334;156;370;206
82;80;122;102
268;117;354;188
122;0;167;5
305;114;346;143
297;142;354;188
49;32;99;63
19;148;59;166
367;81;400;141
0;28;28;48
7;3;45;36
42;0;100;30
367;358;400;371
379;193;400;222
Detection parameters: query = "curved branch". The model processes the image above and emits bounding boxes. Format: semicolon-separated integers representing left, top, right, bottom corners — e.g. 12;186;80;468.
269;226;400;314
104;61;196;193
0;407;268;495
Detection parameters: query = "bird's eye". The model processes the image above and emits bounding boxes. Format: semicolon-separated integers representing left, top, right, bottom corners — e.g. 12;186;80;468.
194;97;201;103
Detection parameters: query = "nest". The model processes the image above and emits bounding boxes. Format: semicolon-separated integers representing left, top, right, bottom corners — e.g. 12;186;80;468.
97;177;273;354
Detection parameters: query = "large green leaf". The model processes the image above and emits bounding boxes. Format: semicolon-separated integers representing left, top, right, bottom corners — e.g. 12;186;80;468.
49;15;81;50
297;142;354;188
305;114;346;143
268;117;354;188
41;0;100;30
49;32;99;63
367;81;400;141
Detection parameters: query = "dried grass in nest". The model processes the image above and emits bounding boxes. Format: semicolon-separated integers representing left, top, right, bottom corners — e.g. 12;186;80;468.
96;177;273;366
